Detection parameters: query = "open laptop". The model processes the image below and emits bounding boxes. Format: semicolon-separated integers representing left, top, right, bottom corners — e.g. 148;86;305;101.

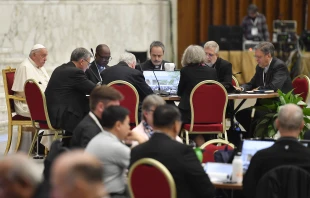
204;162;233;182
143;71;180;95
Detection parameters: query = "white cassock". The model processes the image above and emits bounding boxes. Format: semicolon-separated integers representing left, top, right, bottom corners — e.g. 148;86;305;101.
11;57;53;149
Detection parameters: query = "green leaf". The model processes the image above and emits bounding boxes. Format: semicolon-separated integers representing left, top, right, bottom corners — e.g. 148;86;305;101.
303;108;310;116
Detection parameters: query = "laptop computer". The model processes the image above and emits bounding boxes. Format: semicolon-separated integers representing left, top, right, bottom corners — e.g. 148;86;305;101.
204;162;233;182
143;71;180;95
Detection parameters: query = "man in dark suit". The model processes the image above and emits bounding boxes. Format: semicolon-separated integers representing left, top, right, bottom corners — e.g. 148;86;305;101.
101;52;153;104
243;104;310;198
85;44;111;84
45;47;96;147
137;41;170;71
130;105;215;198
235;42;293;136
71;85;123;148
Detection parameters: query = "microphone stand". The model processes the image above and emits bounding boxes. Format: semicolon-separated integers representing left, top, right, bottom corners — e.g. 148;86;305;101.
152;64;169;96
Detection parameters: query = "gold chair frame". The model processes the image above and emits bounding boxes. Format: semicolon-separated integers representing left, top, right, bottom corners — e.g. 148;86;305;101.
232;76;239;87
200;138;235;149
128;158;177;198
292;74;310;102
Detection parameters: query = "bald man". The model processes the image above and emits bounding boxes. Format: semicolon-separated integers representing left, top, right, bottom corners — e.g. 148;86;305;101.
86;44;111;84
51;150;107;198
243;104;310;198
0;153;42;198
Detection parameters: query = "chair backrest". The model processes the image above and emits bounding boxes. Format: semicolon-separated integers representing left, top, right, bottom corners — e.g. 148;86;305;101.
128;158;176;198
292;75;310;102
200;139;234;163
107;80;139;127
2;67;16;116
232;76;239;87
189;80;228;131
24;79;55;130
256;165;310;198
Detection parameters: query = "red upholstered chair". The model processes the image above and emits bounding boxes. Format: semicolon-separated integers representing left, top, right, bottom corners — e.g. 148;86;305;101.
200;139;234;163
181;80;228;145
292;75;310;102
128;158;176;198
107;80;139;128
2;67;32;155
232;76;239;87
24;79;63;156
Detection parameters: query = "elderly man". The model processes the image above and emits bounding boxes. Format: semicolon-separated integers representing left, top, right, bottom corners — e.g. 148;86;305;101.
235;42;292;136
71;85;124;148
243;104;310;198
139;41;169;71
0;153;42;198
86;44;111;84
51;150;107;198
45;47;96;147
12;44;49;117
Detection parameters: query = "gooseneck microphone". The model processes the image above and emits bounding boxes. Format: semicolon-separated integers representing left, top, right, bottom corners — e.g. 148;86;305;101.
90;48;102;85
152;63;169;96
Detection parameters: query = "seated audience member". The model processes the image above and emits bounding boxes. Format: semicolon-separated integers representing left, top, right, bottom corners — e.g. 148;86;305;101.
51;150;107;198
85;106;144;197
243;104;310;198
101;52;153;104
235;42;292;137
130;105;215;198
71;85;123;148
177;45;217;146
45;48;96;147
85;44;111;84
131;94;182;146
137;41;169;71
0;153;42;198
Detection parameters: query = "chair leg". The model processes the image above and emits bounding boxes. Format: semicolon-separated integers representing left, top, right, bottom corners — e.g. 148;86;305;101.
185;131;189;145
28;130;39;157
15;125;23;152
224;131;228;141
4;124;13;155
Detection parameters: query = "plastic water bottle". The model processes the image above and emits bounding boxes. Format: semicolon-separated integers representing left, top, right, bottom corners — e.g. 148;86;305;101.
232;152;243;183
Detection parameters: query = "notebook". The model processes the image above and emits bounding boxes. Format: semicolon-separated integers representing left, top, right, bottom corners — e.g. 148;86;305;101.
143;71;180;95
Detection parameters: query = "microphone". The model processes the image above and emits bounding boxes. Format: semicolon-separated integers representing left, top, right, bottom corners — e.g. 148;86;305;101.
233;72;242;76
152;68;169;96
90;48;102;85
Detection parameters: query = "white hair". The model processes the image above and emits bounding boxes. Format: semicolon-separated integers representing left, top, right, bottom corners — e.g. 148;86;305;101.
181;45;206;67
119;52;136;66
204;41;220;54
278;104;304;130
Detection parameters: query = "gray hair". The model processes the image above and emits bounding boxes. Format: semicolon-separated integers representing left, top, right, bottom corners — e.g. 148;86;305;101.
119;52;136;65
150;41;165;53
181;45;206;67
29;48;43;57
254;42;275;57
142;94;166;120
70;47;92;62
278;104;304;131
204;41;220;54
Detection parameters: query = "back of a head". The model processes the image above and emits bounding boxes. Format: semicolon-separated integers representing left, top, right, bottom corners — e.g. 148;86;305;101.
119;52;136;66
89;85;124;111
142;94;166;111
150;41;165;53
181;45;206;67
278;104;303;131
254;42;275;57
70;47;92;62
153;104;181;129
100;105;130;129
204;41;219;54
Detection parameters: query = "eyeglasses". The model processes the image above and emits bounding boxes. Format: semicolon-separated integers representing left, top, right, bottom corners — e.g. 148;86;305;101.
83;59;91;67
205;53;215;57
97;54;112;61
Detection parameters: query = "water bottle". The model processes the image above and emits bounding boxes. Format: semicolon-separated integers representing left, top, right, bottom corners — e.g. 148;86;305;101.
232;152;243;183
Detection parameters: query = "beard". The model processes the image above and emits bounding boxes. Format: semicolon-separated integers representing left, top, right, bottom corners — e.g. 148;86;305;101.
205;62;213;67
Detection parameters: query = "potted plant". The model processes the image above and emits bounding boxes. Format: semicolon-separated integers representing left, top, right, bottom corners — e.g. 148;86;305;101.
254;89;310;139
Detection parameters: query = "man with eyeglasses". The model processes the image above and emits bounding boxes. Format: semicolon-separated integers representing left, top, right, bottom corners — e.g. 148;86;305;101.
86;44;111;85
45;47;96;147
235;42;292;137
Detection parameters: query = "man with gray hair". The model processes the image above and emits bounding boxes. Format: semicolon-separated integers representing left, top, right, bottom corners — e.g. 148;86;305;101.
0;153;42;198
243;104;310;198
235;42;293;136
45;47;96;147
101;52;153;104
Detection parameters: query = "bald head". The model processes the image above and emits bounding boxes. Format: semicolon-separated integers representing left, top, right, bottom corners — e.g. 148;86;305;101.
276;104;304;137
51;150;105;198
95;44;111;67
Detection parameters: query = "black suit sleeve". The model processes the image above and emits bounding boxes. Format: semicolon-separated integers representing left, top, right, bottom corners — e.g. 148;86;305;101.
72;69;96;94
177;68;186;96
242;67;260;91
183;147;215;198
243;154;263;198
259;63;289;91
223;62;233;83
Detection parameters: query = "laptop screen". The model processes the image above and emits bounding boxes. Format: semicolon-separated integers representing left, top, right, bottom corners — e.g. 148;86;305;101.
143;71;180;94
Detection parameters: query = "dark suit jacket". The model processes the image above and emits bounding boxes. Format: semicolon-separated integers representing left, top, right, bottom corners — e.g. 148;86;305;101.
136;59;170;71
101;61;153;102
177;64;217;122
45;62;96;132
243;137;310;198
71;114;101;148
213;57;232;83
242;57;293;93
85;61;109;84
130;133;215;198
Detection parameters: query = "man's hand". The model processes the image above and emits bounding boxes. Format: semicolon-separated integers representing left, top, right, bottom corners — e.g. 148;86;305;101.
234;86;243;91
126;130;147;144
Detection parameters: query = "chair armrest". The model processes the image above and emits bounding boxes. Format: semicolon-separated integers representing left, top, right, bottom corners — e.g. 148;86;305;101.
8;95;26;101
